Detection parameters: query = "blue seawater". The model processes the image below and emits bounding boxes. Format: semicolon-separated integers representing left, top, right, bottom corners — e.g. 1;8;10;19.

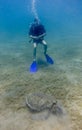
0;0;82;38
0;0;82;69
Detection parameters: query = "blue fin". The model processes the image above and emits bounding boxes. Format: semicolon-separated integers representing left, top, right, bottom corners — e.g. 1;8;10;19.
30;61;38;73
45;54;54;64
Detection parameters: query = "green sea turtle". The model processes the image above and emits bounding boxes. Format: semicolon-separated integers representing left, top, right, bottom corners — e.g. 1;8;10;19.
26;92;63;115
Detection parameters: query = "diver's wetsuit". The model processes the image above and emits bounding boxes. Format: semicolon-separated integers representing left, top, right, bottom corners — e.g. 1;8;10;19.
29;21;47;60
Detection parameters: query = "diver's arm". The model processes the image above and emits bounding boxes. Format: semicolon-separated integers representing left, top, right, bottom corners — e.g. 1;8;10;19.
29;35;39;39
29;33;46;40
38;33;46;38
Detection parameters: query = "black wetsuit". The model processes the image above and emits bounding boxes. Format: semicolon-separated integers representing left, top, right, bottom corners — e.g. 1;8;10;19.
29;22;47;59
29;23;46;43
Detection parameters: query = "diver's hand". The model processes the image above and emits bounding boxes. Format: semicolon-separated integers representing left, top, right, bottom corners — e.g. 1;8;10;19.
29;38;32;43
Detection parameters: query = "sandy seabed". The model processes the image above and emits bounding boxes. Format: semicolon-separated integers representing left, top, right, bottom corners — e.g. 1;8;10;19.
0;37;82;130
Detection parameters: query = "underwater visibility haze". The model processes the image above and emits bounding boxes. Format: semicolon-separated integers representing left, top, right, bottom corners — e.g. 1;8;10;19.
0;0;82;130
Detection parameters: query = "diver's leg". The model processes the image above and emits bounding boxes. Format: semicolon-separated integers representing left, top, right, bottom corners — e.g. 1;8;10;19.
42;40;47;55
33;43;37;61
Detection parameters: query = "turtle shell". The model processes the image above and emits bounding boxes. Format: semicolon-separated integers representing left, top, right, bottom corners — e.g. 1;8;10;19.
26;92;57;112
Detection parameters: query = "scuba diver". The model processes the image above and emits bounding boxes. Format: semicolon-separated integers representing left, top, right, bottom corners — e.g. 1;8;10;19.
29;18;54;73
29;18;47;61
